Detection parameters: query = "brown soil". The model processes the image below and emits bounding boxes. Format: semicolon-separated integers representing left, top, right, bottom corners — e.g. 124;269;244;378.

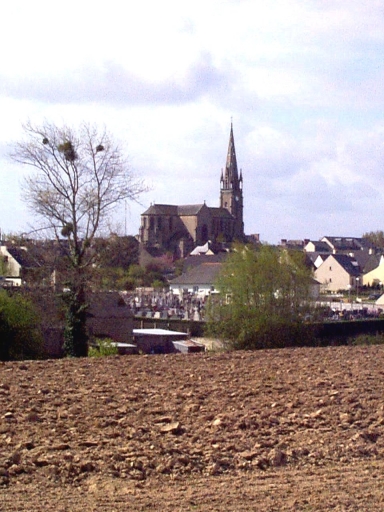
1;345;384;511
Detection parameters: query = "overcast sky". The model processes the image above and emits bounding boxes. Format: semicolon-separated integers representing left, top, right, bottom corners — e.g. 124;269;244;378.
1;0;384;244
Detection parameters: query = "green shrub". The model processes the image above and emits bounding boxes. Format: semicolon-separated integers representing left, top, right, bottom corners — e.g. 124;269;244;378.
0;290;43;360
348;333;384;346
88;337;118;357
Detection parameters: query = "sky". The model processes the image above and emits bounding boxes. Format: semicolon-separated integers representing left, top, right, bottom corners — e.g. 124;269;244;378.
2;0;384;244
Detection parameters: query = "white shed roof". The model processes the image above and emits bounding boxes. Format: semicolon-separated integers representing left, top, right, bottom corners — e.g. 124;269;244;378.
133;328;188;336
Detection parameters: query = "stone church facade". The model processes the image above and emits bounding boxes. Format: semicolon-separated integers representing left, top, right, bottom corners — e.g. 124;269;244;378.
139;124;245;257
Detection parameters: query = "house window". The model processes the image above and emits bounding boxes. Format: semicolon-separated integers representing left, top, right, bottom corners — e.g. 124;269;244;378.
329;266;332;271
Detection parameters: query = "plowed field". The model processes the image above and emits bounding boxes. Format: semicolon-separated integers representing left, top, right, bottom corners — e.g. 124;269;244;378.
1;345;384;511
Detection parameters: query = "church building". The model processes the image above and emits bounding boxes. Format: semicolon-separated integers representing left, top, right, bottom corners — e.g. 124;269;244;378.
139;124;245;257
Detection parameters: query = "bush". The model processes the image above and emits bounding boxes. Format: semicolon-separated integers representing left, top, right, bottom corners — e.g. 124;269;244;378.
88;337;118;357
348;333;384;346
0;290;43;360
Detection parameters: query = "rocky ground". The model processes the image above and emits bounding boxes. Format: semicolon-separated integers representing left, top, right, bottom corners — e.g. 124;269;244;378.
1;345;384;511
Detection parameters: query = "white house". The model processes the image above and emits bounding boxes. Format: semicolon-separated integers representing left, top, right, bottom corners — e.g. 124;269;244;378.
169;262;222;297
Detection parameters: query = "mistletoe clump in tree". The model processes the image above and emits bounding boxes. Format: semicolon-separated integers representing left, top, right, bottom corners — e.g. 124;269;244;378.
11;121;147;356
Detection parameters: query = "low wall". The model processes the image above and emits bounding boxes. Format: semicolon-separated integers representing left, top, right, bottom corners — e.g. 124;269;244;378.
134;316;384;347
315;318;384;344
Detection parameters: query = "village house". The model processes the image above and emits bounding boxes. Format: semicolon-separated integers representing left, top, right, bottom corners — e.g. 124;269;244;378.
0;245;43;286
320;236;375;254
362;255;384;288
169;262;222;298
314;254;361;293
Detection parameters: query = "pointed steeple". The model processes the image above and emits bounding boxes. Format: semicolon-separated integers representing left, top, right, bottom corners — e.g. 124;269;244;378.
219;122;244;240
222;122;239;189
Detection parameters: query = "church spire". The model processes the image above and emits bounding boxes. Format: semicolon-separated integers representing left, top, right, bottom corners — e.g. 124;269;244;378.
220;122;244;240
222;122;239;189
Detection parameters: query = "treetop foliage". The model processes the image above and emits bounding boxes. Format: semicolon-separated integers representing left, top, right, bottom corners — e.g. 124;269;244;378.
362;230;384;250
206;244;315;350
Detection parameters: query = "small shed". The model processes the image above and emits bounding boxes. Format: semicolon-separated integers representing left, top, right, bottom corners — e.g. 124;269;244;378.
172;339;206;354
132;328;189;354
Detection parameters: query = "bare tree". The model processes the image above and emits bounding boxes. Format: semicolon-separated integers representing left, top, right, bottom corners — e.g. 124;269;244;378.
10;121;147;356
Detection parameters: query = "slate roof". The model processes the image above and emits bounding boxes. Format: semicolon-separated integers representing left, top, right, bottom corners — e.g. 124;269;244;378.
322;236;374;252
141;204;208;216
183;253;228;272
169;262;222;286
352;252;381;273
363;254;383;274
5;247;41;268
209;207;235;218
324;254;361;277
307;241;331;252
142;204;179;216
178;204;205;216
141;203;235;220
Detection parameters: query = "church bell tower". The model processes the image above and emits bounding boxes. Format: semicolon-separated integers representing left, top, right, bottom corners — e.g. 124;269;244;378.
220;123;244;240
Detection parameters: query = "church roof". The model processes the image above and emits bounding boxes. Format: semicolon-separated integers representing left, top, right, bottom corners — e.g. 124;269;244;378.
142;204;206;216
209;207;234;218
178;204;205;216
142;204;179;216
